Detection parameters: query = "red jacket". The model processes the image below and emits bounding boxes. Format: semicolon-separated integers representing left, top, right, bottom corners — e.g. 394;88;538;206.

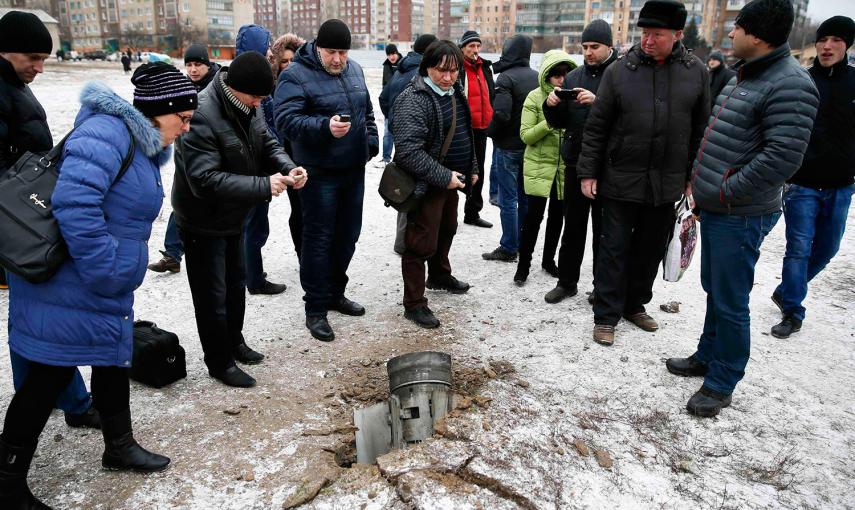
464;57;494;130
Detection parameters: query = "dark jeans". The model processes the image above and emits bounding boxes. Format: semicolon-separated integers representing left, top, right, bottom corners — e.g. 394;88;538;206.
243;201;270;289
557;169;602;288
1;361;128;447
518;181;563;269
286;186;303;261
402;188;458;310
181;230;246;372
163;212;184;262
300;169;365;316
776;184;854;320
464;128;488;219
9;350;91;415
494;148;528;254
693;210;780;395
489;149;499;201
382;118;394;161
593;198;674;326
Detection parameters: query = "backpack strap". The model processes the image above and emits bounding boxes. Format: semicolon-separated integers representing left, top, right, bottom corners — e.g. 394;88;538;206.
112;126;136;186
439;94;457;164
47;125;135;186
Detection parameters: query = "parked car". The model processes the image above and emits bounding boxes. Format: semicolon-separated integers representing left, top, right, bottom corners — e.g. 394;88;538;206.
106;51;121;62
67;51;82;61
140;51;150;63
84;50;107;61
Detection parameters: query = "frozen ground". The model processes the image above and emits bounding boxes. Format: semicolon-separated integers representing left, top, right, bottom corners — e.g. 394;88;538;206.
0;60;852;509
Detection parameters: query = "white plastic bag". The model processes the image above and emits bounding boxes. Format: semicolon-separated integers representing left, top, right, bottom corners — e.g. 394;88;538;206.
662;197;697;282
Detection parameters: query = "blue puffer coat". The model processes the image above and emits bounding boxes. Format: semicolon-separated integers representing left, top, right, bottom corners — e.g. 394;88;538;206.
8;81;172;367
273;40;379;171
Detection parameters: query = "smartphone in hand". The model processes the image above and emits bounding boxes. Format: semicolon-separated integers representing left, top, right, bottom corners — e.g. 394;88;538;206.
555;89;579;101
338;114;351;123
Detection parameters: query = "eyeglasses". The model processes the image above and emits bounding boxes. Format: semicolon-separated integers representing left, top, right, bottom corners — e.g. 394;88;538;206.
174;113;192;126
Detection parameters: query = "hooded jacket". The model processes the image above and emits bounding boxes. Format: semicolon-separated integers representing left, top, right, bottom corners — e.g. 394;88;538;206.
379;51;422;119
8;82;172;367
693;44;820;215
487;35;539;151
543;48;618;171
382;53;402;86
521;50;575;200
236;24;271;56
173;69;296;236
273;40;379;172
788;57;855;189
0;55;53;174
577;42;710;206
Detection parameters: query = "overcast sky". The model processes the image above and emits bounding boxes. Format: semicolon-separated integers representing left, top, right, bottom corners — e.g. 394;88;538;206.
806;0;855;23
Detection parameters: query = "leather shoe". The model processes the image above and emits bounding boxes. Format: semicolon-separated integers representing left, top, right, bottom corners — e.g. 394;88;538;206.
686;386;732;418
234;343;264;365
64;406;101;429
482;246;516;261
426;275;470;294
147;251;180;273
306;316;335;342
665;356;707;377
464;216;493;228
593;325;615;346
404;306;440;328
330;296;366;316
209;366;256;388
544;284;577;304
623;311;659;332
771;316;802;339
248;280;287;295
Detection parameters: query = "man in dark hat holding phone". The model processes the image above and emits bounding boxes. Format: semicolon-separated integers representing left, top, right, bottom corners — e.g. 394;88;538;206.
576;0;710;347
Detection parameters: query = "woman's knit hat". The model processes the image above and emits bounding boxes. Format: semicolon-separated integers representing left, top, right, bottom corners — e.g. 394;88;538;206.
131;62;198;118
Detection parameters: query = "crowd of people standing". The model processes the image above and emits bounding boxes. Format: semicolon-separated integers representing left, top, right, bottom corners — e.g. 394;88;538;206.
0;0;853;506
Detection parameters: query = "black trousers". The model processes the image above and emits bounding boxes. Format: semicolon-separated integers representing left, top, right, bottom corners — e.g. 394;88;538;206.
2;362;128;447
557;169;602;288
593;198;674;326
286;186;303;261
464;128;488;219
518;180;563;268
181;230;246;372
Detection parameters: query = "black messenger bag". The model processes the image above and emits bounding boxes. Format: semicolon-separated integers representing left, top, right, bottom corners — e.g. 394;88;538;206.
130;321;187;388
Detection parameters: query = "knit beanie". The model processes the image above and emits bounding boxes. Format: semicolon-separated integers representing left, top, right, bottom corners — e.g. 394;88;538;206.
385;44;398;56
131;63;198;118
816;15;855;49
459;30;481;47
316;19;351;49
183;43;211;66
582;19;613;46
414;34;438;54
637;0;687;30
0;11;53;54
708;50;725;64
734;0;794;47
224;51;275;97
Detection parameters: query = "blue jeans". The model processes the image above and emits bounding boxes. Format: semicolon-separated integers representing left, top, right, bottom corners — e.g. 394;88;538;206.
243;201;271;289
299;169;365;316
382;118;394;161
494;148;528;254
776;184;854;320
489;149;499;202
693;210;780;395
164;212;184;261
10;350;91;414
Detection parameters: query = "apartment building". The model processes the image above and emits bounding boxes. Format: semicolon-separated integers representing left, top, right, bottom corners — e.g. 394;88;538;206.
468;0;515;51
516;0;586;52
253;0;278;33
448;0;469;40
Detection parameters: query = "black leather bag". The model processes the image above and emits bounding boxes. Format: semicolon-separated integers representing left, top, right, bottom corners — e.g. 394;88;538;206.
130;321;187;389
0;127;134;283
379;96;458;213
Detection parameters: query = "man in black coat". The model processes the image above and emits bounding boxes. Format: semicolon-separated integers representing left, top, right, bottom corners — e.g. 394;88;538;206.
770;16;855;339
174;52;307;388
576;0;710;346
707;50;736;109
381;43;402;163
667;0;818;417
481;34;538;262
542;19;618;304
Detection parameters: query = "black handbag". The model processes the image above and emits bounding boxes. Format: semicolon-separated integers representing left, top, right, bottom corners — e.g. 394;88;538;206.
379;95;458;212
130;321;187;388
0;127;134;283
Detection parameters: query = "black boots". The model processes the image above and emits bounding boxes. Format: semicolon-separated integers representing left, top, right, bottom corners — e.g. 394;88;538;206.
513;264;529;286
404;306;440;329
686;386;732;418
101;409;170;473
64;406;101;429
234;343;264;365
544;284;578;304
306;316;335;342
0;438;51;510
665;356;708;377
771;316;802;339
425;275;470;294
209;366;257;387
330;296;366;316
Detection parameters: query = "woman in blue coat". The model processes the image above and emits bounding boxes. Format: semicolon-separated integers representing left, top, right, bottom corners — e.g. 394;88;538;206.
0;63;197;509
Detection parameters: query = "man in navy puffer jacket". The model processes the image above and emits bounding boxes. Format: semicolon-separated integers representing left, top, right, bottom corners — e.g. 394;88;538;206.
273;19;378;342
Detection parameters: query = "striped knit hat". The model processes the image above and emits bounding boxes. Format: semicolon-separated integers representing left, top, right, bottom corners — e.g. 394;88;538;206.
131;62;198;118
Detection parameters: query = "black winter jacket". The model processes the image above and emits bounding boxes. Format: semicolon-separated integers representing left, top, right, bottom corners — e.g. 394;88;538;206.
379;52;421;119
577;43;710;206
788;57;855;189
173;70;296;236
382;55;401;86
543;49;618;170
0;56;53;174
192;62;221;92
693;44;819;216
487;35;539;151
391;75;478;195
708;64;736;110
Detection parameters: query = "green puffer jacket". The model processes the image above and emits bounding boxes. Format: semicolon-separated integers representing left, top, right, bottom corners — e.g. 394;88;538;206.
520;50;576;199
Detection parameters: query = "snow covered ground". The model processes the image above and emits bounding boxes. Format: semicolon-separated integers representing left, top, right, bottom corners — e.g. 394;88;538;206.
0;59;852;509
